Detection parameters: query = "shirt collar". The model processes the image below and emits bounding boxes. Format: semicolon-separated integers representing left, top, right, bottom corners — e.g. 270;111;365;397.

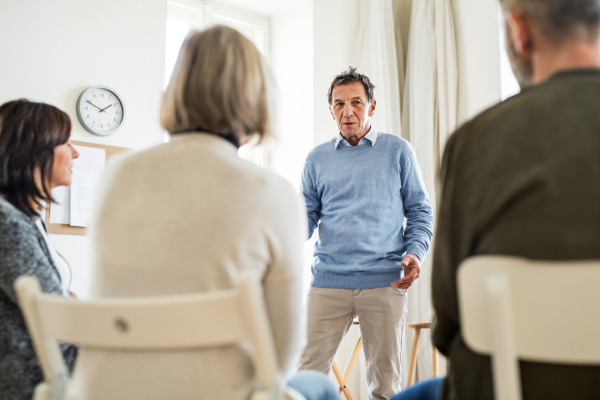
334;126;378;148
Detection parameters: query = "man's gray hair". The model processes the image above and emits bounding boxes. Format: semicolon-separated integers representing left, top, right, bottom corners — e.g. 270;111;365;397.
500;0;600;41
327;67;375;105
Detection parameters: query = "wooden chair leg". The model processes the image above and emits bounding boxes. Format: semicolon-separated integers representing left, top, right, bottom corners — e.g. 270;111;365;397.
331;318;363;400
332;361;353;400
332;337;362;400
432;342;439;377
407;327;421;387
342;337;362;384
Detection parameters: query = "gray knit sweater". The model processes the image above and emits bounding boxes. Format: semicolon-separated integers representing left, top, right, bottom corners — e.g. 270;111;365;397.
0;196;77;400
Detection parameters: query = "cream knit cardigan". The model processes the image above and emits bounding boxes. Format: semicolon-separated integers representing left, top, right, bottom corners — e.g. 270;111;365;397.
68;134;307;400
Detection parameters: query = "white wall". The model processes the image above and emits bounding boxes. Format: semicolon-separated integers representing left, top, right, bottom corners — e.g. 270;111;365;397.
270;1;318;343
452;0;502;125
313;0;361;146
0;0;167;297
270;1;314;191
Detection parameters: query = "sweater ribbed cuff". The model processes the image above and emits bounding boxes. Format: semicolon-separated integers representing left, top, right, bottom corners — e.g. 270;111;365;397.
406;244;427;265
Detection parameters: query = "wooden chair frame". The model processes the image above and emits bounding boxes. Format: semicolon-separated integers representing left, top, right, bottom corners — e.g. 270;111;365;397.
406;322;440;387
15;271;296;400
331;318;362;400
458;256;600;400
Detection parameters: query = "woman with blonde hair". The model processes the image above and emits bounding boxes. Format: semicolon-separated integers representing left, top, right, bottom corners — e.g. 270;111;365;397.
68;25;337;400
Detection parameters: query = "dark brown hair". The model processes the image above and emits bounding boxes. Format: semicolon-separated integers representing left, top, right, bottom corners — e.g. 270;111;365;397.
0;99;71;217
327;66;376;105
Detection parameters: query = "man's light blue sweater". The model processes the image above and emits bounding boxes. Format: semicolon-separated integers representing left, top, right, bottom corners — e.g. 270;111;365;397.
301;129;434;289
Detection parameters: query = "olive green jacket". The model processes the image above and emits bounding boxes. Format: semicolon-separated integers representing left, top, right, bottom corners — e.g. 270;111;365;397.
432;69;600;400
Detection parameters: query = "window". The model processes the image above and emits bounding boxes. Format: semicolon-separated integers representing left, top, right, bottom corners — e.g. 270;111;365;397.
165;0;270;167
499;10;520;101
165;2;203;88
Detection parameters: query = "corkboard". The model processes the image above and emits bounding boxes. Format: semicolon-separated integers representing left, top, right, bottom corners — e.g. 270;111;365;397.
44;140;132;236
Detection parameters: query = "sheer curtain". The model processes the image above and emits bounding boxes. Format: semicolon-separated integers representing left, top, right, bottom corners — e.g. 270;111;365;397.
352;1;404;396
353;0;403;136
402;0;457;384
350;0;457;392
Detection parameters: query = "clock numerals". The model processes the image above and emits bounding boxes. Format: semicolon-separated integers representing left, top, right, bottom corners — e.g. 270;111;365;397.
78;87;124;136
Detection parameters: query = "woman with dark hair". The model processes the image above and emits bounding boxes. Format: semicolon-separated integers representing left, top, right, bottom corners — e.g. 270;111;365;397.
0;99;79;400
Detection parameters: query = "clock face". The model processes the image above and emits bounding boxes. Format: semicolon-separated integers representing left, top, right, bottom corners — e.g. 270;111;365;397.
76;86;125;136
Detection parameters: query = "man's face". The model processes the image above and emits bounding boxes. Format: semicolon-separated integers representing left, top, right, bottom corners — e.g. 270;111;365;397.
505;19;534;88
329;82;376;141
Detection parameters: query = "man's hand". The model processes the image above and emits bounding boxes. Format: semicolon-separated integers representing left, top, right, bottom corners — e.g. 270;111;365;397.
392;254;421;290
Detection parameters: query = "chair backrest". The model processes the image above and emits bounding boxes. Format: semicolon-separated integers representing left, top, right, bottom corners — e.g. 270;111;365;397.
15;270;281;399
457;256;600;400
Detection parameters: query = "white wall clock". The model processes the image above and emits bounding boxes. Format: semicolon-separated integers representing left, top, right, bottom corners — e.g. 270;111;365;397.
76;86;125;136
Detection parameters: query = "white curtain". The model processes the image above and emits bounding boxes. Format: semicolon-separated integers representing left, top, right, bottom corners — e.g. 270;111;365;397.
401;0;458;384
351;2;404;396
349;0;457;393
353;0;403;137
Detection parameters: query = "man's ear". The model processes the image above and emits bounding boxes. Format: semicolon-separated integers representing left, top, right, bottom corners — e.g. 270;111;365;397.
369;99;376;117
329;106;335;120
507;12;533;55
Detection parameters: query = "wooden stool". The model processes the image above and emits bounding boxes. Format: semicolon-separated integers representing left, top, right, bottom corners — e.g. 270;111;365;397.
331;317;361;400
406;322;440;387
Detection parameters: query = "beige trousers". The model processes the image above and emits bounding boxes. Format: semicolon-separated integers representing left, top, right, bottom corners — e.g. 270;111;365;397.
298;287;408;400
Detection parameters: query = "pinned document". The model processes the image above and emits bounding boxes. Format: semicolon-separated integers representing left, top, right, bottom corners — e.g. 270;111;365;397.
45;140;131;236
69;146;105;227
48;145;105;227
49;186;70;224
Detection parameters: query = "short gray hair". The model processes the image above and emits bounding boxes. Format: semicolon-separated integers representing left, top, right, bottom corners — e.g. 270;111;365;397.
500;0;600;41
160;25;276;142
327;66;375;105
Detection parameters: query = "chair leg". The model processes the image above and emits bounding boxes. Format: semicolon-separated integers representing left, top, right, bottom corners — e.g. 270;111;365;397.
342;337;362;384
33;383;49;400
332;362;353;400
407;328;421;387
431;342;439;377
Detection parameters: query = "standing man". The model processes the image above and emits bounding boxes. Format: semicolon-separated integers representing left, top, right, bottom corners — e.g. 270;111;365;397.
299;67;434;400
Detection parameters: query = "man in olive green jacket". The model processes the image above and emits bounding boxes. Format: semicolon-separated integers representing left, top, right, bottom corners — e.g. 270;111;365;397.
431;0;600;400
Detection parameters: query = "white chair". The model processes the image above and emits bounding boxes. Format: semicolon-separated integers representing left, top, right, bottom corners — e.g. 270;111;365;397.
457;256;600;400
15;271;304;400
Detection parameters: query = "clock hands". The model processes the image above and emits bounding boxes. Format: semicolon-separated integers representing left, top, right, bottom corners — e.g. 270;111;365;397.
87;99;114;114
85;100;102;111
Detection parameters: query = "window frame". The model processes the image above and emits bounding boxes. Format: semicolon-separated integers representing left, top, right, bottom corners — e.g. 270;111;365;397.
166;0;272;168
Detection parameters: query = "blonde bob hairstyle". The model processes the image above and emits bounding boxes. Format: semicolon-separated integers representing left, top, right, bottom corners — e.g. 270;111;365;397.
160;25;276;143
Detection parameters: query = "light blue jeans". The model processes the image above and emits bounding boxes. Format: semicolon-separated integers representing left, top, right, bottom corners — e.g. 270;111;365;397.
389;377;444;400
288;370;340;400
